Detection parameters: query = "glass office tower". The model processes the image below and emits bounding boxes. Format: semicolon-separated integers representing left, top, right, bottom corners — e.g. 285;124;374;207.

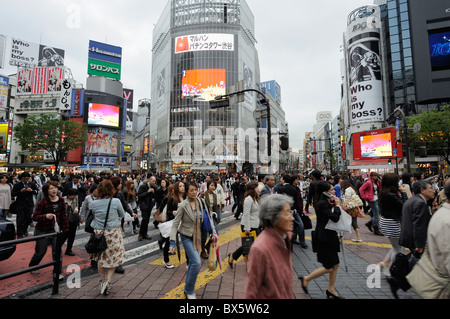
150;0;260;173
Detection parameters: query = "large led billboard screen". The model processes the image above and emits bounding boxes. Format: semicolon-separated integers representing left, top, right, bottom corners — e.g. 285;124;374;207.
85;127;119;155
87;103;120;128
181;69;226;102
428;28;450;71
352;128;403;160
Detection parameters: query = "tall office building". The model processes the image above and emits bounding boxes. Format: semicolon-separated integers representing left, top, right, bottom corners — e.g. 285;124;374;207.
149;0;261;173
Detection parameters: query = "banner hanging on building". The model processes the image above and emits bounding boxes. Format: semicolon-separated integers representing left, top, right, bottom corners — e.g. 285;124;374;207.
16;67;64;95
346;5;384;126
175;33;234;54
0;75;9;108
9;37;65;67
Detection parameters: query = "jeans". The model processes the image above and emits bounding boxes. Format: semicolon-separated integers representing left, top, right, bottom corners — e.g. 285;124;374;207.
368;200;380;226
180;234;201;295
293;210;306;245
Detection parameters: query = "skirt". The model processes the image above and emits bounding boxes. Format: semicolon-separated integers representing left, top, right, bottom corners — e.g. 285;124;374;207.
92;227;126;268
379;217;401;238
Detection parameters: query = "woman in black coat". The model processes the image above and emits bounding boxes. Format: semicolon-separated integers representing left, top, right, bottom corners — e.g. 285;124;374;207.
299;181;344;299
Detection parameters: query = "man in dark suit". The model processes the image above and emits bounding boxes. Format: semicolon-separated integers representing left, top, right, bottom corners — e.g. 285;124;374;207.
137;175;157;241
260;175;275;199
12;172;39;238
399;180;435;255
278;174;307;248
62;174;86;207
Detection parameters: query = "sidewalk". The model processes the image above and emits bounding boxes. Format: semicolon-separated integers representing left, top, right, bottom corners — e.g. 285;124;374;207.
22;212;417;300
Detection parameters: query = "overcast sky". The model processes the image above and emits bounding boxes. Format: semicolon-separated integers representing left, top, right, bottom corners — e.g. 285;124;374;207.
0;0;374;150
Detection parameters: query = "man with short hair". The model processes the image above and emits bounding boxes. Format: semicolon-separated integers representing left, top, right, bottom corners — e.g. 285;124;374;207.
260;175;275;198
400;180;435;255
137;175;157;241
12;172;39;238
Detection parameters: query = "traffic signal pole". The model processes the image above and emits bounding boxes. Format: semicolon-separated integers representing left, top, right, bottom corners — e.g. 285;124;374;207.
211;88;272;166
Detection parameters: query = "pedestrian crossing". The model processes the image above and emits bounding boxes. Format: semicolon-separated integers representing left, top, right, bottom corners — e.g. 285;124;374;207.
6;205;240;265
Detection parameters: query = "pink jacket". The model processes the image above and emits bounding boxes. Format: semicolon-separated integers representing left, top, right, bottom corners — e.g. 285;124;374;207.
245;227;293;299
359;180;382;202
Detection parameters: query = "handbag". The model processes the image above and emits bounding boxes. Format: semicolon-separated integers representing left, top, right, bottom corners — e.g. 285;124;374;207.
198;198;212;233
85;198;112;255
325;206;352;233
67;205;80;224
241;230;257;261
300;211;312;230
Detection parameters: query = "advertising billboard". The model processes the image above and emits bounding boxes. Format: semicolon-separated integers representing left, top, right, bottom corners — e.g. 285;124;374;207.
16;67;65;95
0;75;9;108
87;103;121;128
352;128;403;160
181;69;226;102
345;5;384;126
88;40;122;80
85;127;119;155
123;89;133;131
10;38;65;67
428;28;450;71
175;34;234;54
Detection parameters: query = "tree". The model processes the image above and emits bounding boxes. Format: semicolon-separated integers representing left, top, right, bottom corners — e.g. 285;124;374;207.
13;114;88;172
406;105;450;166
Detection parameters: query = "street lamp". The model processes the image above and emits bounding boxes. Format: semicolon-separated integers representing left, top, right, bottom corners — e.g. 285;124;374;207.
309;137;334;173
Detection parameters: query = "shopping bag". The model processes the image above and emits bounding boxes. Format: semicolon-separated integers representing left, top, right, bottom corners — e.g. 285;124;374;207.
325;207;352;233
208;242;217;271
158;220;174;238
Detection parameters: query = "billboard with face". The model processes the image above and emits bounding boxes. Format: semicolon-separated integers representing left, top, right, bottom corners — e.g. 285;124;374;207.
346;5;384;126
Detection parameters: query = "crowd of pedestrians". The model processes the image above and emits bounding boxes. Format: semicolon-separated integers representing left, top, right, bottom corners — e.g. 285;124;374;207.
0;168;448;299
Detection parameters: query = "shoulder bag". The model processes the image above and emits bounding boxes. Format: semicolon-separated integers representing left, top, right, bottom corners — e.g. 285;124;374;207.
85;198;112;255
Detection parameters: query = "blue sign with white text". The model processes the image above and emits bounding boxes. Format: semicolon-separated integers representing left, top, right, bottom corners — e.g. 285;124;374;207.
88;40;122;65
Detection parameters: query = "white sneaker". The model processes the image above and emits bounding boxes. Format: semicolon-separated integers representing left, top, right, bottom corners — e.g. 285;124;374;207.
164;261;174;269
185;292;197;299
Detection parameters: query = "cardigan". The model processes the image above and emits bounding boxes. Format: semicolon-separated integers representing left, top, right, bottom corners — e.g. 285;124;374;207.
245;227;293;299
90;198;125;230
241;196;260;231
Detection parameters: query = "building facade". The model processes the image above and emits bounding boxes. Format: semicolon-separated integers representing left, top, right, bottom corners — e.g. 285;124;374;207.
150;0;263;173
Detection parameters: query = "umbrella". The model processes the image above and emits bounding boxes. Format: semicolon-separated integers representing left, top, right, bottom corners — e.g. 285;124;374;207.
338;231;348;272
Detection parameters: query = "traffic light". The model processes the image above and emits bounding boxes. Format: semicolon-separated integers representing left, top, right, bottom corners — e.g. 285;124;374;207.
280;136;289;151
209;98;230;109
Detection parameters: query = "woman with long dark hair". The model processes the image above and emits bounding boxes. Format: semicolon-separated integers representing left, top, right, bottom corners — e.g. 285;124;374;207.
228;181;261;268
378;173;408;275
159;182;185;268
299;181;344;299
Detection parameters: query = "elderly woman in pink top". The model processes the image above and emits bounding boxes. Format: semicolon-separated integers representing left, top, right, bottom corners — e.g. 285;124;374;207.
245;194;294;299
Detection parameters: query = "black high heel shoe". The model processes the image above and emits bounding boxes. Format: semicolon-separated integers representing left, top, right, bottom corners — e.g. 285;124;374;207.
227;253;234;269
299;276;309;294
326;290;345;299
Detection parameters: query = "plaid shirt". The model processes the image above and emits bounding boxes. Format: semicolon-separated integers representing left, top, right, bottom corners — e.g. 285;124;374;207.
32;196;69;233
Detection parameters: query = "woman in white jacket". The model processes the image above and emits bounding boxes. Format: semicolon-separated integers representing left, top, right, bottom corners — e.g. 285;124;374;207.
228;181;261;268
